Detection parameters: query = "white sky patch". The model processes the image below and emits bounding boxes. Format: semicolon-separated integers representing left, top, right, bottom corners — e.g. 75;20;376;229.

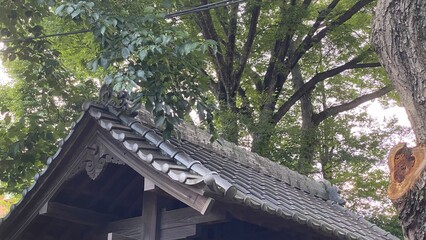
190;109;201;125
0;63;12;85
365;100;416;146
0;43;13;85
367;101;411;127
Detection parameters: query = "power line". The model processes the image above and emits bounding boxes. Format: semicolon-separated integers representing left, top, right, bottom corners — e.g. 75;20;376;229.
0;0;247;44
166;0;246;18
0;29;91;43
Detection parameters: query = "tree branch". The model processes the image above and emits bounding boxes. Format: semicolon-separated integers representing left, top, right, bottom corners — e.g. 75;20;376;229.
196;1;228;85
233;0;261;86
263;0;340;95
237;86;253;118
312;85;393;125
226;4;239;90
272;52;374;123
302;0;313;8
200;68;219;97
352;62;381;68
290;0;374;69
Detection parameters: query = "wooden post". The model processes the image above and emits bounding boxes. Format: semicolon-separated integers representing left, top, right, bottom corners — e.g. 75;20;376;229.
141;178;161;240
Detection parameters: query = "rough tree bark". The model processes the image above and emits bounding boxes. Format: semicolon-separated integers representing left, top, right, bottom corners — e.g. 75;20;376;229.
372;0;426;239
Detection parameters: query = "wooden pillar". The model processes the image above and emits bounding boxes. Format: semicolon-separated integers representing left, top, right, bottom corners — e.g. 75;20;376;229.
142;178;161;240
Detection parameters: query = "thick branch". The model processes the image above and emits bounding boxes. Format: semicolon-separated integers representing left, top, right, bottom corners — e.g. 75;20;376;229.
237;86;253;119
267;0;341;96
196;2;227;80
200;68;219;98
234;1;261;84
272;53;374;123
264;2;300;93
226;4;239;75
246;67;263;92
271;1;302;95
290;0;374;69
302;0;313;8
352;62;381;68
312;85;393;125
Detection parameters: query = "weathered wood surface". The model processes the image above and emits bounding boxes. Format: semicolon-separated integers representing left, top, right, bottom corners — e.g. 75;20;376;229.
372;0;426;144
141;192;160;240
387;143;426;239
39;202;118;226
373;0;426;239
98;131;215;215
102;207;227;239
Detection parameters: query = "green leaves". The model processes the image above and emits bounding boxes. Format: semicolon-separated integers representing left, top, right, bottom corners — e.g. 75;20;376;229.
121;47;131;59
139;50;148;61
179;42;199;55
52;1;216;140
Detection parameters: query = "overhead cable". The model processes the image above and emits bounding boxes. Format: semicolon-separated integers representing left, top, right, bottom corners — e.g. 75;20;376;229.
0;0;247;43
165;0;247;18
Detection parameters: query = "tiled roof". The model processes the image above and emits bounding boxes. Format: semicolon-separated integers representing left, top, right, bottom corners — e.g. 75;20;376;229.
0;102;399;240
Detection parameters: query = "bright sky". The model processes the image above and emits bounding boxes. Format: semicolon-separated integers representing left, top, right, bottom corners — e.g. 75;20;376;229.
0;62;11;85
367;101;411;127
0;43;11;85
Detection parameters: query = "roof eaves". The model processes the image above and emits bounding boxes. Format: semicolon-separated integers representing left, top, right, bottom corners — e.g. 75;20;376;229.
0;108;91;232
1;101;399;240
137;108;345;204
84;102;237;199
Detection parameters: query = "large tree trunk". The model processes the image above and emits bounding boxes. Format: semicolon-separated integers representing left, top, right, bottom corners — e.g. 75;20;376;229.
291;63;317;173
372;0;426;239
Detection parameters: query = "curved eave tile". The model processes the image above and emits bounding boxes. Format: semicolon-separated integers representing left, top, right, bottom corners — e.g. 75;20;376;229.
112;111;237;198
89;106;208;188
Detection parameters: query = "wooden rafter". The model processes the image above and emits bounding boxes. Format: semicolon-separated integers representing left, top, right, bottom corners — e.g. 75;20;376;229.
39;202;118;226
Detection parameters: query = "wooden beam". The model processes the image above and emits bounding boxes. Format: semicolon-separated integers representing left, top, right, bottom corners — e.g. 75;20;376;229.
161;207;227;230
161;225;196;240
99;132;215;214
100;207;227;240
141;192;160;240
39;202;118;226
107;233;136;240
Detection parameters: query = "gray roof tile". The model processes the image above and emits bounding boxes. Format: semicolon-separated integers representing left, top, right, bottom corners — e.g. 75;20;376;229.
0;102;400;240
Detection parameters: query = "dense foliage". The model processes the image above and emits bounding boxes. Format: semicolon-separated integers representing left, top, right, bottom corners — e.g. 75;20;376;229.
0;0;409;236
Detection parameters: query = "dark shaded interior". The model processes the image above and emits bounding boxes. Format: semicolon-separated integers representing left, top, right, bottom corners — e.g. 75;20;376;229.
17;163;329;240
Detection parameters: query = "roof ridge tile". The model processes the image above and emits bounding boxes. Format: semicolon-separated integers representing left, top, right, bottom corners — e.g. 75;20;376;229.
117;111;237;199
137;107;344;203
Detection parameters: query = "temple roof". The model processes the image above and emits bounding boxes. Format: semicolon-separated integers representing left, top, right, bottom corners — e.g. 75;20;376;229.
0;101;398;240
